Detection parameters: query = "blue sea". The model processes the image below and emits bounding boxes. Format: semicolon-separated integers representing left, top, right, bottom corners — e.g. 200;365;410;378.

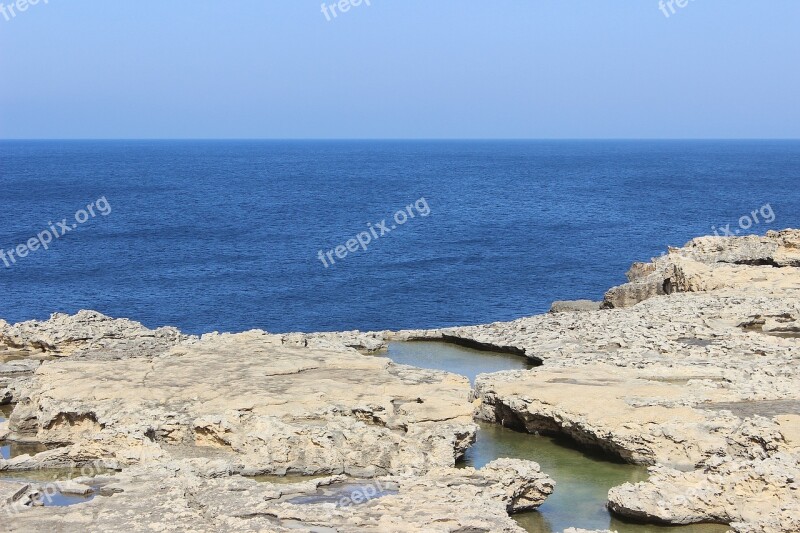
1;140;798;334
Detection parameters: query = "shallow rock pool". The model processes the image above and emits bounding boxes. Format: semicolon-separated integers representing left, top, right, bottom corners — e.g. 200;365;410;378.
381;341;730;533
381;340;534;384
0;468;115;507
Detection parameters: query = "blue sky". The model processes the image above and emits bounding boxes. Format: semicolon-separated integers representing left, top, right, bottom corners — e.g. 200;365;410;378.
1;1;798;139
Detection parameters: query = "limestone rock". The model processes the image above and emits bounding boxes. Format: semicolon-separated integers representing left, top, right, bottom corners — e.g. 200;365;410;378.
4;229;800;532
549;300;602;313
5;330;477;477
603;229;800;308
4;458;552;532
0;479;35;510
608;452;800;533
50;479;94;496
0;310;188;358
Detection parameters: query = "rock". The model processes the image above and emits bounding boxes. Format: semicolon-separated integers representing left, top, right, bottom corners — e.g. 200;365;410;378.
0;311;190;411
4;458;553;532
52;480;94;496
0;361;41;405
0;310;188;358
549;300;602;313
5;330;477;477
472;458;555;512
0;480;32;507
0;479;40;517
683;229;800;267
603;229;800;308
475;364;740;467
3;229;800;532
608;452;800;533
301;331;387;353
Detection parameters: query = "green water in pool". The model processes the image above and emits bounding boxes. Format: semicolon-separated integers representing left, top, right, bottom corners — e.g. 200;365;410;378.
382;342;729;533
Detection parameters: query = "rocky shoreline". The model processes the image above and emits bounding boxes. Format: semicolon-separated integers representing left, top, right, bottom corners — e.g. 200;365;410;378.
2;230;799;532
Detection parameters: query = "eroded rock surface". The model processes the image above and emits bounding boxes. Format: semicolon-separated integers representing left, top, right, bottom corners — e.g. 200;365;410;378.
3;230;800;532
2;312;555;531
0;480;33;509
4;329;477;478
608;452;800;533
419;231;799;532
3;458;553;532
603;229;800;308
549;300;602;313
0;310;187;358
0;311;188;411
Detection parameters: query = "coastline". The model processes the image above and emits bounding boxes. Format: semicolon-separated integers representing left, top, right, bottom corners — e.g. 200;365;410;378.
1;230;799;532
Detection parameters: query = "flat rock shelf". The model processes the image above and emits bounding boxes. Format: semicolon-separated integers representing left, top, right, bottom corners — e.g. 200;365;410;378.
1;230;799;532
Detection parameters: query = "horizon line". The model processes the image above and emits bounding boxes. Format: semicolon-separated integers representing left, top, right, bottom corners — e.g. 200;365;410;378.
2;137;800;142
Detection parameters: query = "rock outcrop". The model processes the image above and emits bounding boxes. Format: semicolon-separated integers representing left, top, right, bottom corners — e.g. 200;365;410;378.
549;300;602;313
434;231;799;532
0;480;34;510
1;312;557;531
3;229;800;532
0;310;187;358
608;452;800;533
0;311;189;413
3;458;554;532
4;327;477;477
603;229;800;308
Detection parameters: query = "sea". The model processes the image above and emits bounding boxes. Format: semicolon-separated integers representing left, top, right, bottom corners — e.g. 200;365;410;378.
1;140;798;334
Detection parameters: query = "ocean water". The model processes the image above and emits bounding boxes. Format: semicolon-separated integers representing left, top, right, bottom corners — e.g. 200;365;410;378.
1;140;798;334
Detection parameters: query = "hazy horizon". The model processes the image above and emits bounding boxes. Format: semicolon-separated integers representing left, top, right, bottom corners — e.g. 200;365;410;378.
3;138;800;142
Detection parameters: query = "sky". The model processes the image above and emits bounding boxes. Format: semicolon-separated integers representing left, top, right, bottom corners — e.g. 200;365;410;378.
1;0;799;139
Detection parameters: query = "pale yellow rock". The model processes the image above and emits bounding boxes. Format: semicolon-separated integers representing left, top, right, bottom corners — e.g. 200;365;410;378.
6;330;476;477
3;230;800;532
4;458;553;533
776;415;800;448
